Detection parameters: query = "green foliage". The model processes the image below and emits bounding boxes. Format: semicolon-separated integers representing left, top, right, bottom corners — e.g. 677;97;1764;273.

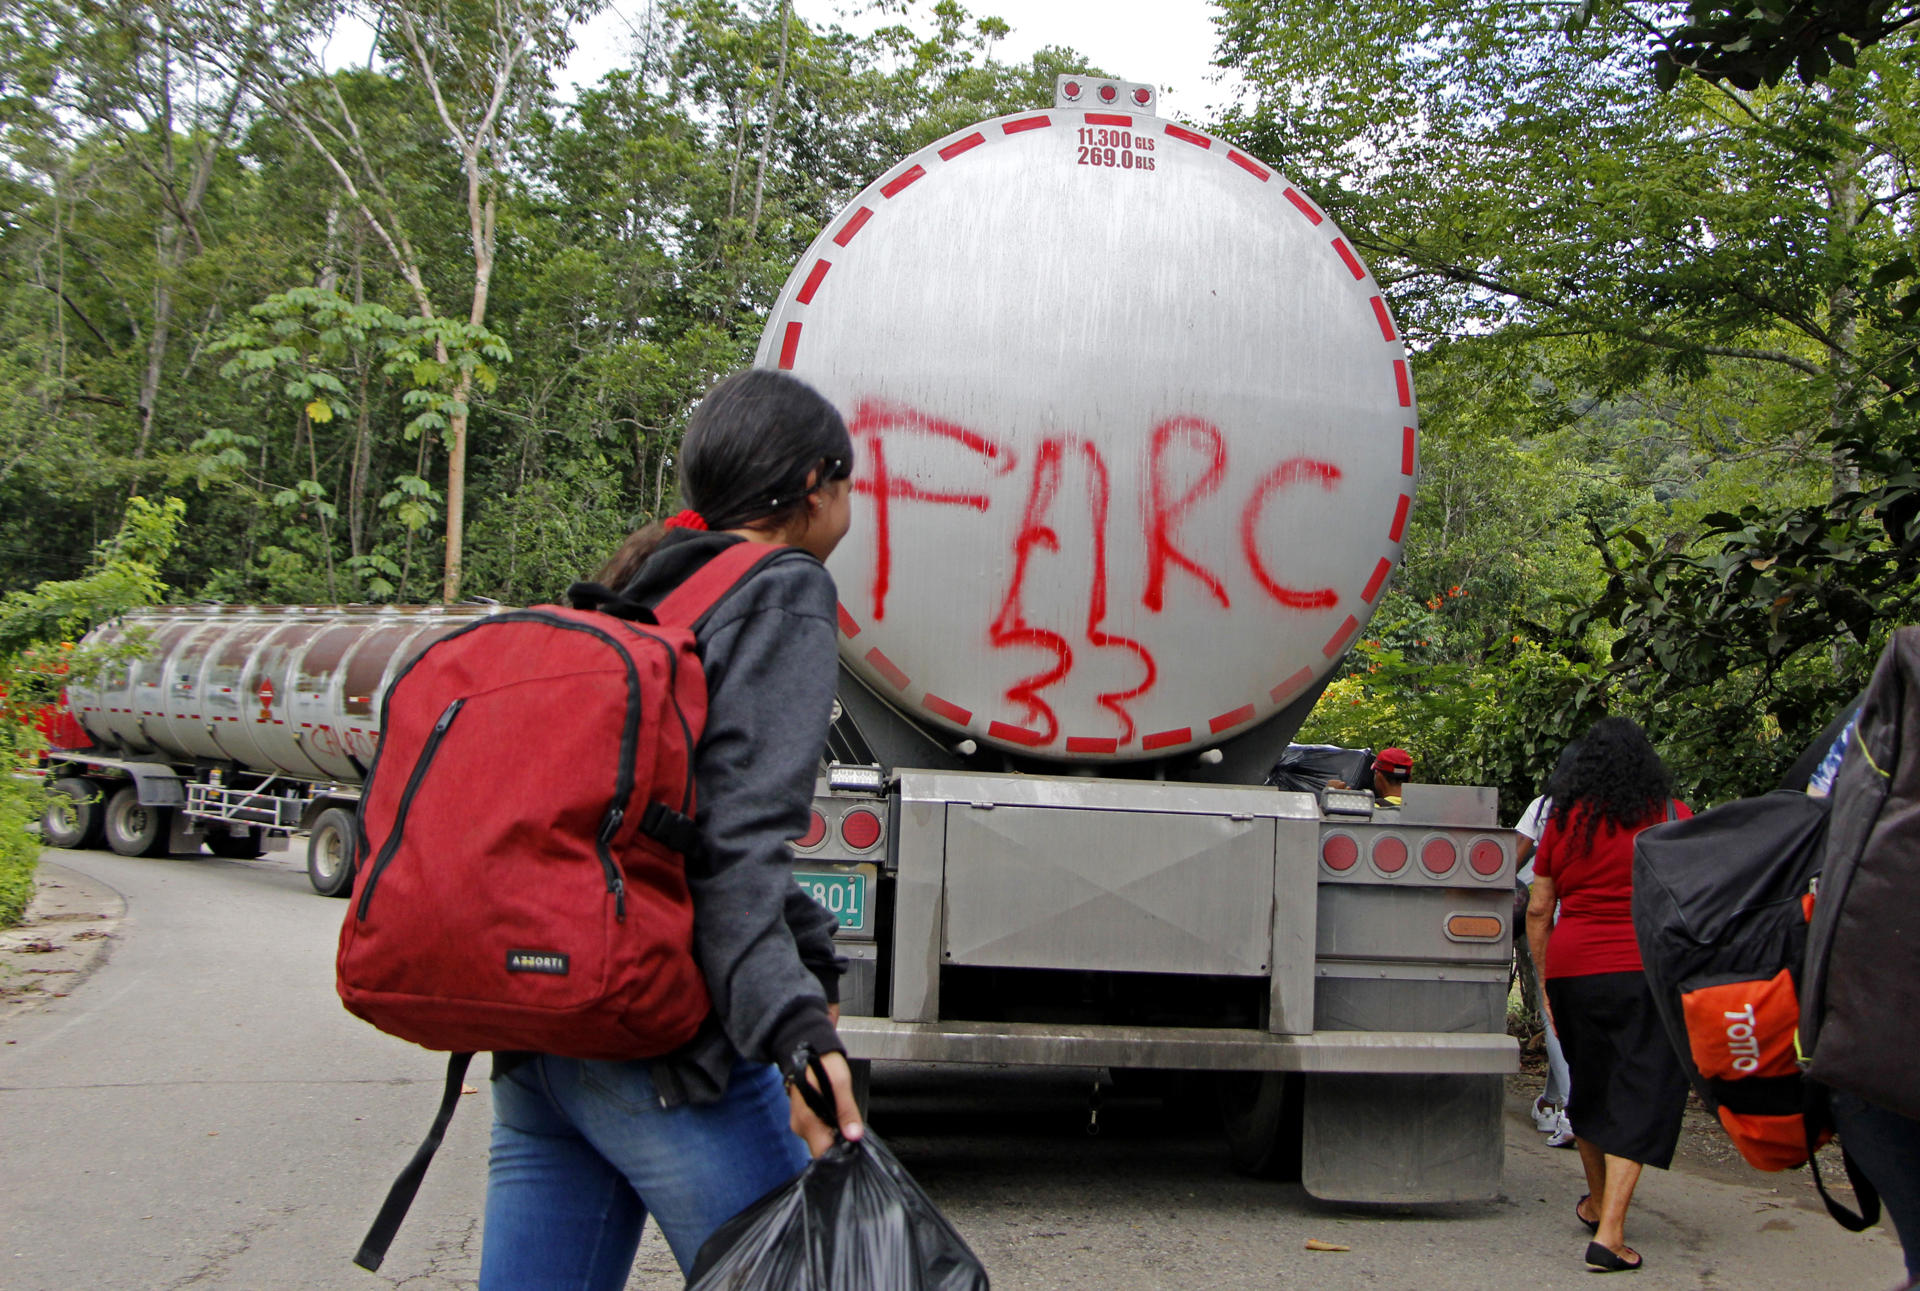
0;497;183;926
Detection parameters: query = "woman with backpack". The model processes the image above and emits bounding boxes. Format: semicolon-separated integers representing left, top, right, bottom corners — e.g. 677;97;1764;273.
1525;716;1693;1273
478;369;864;1289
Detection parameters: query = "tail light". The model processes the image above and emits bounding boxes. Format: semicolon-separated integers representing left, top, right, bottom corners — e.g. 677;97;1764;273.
1446;914;1504;942
1321;833;1359;872
1421;837;1458;877
797;810;827;850
1372;835;1408;874
840;808;882;851
1468;838;1505;877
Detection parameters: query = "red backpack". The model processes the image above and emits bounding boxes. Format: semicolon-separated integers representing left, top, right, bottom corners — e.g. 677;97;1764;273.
338;541;783;1270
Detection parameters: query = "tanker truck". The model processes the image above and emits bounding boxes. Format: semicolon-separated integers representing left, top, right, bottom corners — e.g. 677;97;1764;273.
40;76;1518;1203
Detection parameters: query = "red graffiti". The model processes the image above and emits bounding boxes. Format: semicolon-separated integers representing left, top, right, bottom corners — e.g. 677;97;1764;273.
1143;417;1230;613
849;399;1017;621
988;441;1075;744
1241;458;1342;609
989;438;1157;746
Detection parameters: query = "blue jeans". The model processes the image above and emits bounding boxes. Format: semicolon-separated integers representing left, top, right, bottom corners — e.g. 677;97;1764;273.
480;1054;810;1289
1831;1090;1920;1285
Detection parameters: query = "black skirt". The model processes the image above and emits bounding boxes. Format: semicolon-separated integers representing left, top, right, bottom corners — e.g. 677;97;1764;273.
1546;970;1691;1168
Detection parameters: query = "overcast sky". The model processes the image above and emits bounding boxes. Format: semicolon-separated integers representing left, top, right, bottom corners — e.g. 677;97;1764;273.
569;0;1242;122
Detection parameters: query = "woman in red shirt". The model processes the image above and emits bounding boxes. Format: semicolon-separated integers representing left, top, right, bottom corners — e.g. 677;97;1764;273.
1525;717;1692;1273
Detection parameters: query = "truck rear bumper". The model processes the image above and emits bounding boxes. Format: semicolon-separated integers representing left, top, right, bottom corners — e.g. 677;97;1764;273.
837;1016;1516;1075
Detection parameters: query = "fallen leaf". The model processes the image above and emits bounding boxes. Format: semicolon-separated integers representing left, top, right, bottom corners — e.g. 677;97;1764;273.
1304;1239;1351;1252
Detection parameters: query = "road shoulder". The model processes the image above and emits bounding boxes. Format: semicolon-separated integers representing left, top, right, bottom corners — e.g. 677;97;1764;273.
0;858;125;1025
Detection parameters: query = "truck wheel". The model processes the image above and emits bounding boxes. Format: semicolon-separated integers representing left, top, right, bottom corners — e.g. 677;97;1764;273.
1218;1072;1304;1180
307;807;359;898
42;778;106;849
206;829;266;860
103;784;171;857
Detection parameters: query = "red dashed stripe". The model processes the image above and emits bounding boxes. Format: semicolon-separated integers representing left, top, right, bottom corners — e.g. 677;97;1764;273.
1228;151;1270;181
1394;360;1412;407
1370;296;1396;342
881;165;926;198
939;132;985;160
778;321;802;370
1164;124;1211;149
833;207;873;246
1271;667;1314;704
1332;239;1365;280
1284;188;1323;224
1209;705;1256;735
1066;736;1119;755
922;693;972;725
1003;115;1052;134
1143;726;1193;751
835;603;861;638
1389;494;1411;543
1323;616;1361;659
864;647;910;691
1362;558;1392;603
1402;426;1417;476
989;721;1047;747
1085;112;1133;126
797;259;831;305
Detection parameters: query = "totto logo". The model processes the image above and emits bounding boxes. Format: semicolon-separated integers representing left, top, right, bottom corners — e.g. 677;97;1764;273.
1723;1003;1762;1073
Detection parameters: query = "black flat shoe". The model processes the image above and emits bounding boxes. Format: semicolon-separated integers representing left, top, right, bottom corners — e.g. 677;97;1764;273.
1585;1241;1643;1272
1575;1195;1599;1235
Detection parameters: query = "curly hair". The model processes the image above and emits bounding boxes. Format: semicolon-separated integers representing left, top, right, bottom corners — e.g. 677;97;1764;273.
1547;716;1673;853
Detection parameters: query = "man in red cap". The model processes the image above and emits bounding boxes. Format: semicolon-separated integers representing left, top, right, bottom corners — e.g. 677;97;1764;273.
1370;747;1414;806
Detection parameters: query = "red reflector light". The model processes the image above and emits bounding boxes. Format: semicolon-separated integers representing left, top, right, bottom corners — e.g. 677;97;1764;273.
797;810;826;850
1099;84;1118;102
1322;834;1358;872
1063;80;1082;98
1447;914;1504;941
1469;838;1504;877
1372;836;1407;873
840;808;882;851
1133;87;1151;105
1422;837;1458;876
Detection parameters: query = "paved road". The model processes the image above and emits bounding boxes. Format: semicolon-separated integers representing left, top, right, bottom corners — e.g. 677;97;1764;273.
1;848;1908;1290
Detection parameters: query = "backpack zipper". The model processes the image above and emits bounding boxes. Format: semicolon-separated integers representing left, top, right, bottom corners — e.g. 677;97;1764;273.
357;697;465;920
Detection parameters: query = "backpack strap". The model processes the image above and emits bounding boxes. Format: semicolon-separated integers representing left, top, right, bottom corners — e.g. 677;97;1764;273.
353;1051;473;1271
1804;1086;1883;1233
653;541;791;632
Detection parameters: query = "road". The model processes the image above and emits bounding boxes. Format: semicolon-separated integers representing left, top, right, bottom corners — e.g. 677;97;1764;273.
1;847;1909;1290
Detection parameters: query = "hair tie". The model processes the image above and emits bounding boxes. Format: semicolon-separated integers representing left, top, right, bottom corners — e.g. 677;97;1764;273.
665;509;709;531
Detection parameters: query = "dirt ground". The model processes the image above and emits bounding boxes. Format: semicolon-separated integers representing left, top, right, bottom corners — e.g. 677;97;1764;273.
0;866;124;1025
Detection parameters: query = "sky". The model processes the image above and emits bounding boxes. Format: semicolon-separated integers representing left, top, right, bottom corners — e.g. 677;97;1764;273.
569;0;1243;122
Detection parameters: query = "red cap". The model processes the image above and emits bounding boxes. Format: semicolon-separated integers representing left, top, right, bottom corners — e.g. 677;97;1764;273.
1375;747;1413;772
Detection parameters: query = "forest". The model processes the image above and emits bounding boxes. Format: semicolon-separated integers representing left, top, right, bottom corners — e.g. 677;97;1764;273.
2;0;1917;910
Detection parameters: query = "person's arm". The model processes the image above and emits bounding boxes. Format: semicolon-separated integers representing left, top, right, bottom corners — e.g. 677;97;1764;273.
685;566;843;1069
785;884;844;1004
1526;873;1558;1023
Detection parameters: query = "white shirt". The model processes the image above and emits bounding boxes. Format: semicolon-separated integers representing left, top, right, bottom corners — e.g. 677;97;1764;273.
1515;795;1551;884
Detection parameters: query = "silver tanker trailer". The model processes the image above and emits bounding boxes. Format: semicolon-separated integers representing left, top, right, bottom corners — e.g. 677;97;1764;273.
41;77;1517;1203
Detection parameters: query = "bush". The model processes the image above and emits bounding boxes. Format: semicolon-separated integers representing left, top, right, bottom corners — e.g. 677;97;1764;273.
0;497;183;927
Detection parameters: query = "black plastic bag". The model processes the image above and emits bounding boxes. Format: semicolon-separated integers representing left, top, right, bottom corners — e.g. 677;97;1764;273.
1266;743;1371;794
687;1055;989;1290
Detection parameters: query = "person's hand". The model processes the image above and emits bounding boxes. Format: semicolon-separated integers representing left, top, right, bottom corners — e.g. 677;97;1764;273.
789;1049;863;1157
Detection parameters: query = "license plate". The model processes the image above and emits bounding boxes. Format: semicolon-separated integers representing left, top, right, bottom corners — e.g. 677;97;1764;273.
792;866;873;935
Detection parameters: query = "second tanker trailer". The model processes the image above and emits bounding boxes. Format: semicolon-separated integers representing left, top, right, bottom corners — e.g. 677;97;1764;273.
42;75;1516;1202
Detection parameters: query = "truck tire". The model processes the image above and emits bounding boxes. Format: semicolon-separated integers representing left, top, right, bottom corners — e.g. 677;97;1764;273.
103;784;171;857
206;829;266;859
1218;1071;1304;1180
42;778;106;849
307;807;359;898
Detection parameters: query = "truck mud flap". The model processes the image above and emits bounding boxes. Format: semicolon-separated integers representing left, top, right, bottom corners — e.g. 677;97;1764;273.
1299;1072;1503;1204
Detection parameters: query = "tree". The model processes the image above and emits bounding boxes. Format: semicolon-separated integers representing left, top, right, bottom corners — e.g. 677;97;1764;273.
212;0;602;601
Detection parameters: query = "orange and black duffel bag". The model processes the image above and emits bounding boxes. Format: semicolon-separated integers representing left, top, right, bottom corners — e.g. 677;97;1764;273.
1633;790;1878;1231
